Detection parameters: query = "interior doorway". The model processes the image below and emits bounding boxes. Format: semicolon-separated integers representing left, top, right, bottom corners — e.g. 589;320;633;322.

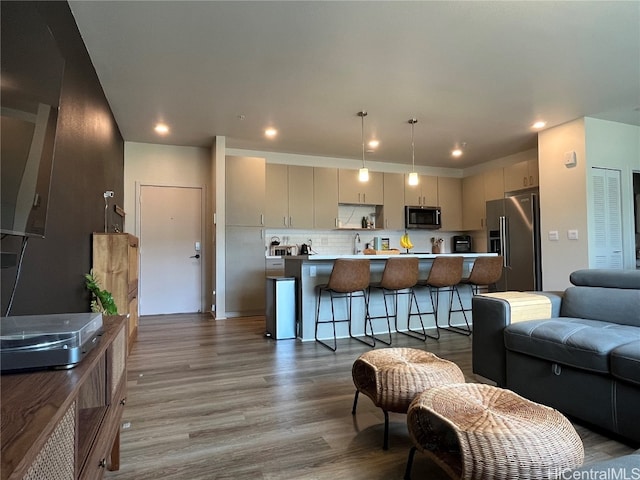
138;184;203;315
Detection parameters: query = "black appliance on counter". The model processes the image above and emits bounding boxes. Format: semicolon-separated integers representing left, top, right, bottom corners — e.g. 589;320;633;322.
452;235;472;253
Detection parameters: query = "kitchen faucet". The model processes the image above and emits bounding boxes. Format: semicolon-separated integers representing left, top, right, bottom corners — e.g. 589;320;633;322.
353;233;361;255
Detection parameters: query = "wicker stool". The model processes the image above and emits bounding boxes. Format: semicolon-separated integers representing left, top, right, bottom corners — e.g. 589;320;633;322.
405;383;584;479
351;348;465;450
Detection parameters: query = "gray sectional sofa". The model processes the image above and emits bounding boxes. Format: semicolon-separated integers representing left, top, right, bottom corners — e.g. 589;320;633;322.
472;269;640;444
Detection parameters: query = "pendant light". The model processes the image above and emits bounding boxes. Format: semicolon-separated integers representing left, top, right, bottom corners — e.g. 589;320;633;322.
357;111;369;182
408;118;419;186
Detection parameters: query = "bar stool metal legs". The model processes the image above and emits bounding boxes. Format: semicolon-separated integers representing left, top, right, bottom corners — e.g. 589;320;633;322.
314;258;374;351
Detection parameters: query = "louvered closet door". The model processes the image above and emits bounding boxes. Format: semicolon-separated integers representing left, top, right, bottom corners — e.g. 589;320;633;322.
591;167;623;268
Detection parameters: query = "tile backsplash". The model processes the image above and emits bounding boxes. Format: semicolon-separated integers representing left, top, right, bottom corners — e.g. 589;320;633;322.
266;228;462;256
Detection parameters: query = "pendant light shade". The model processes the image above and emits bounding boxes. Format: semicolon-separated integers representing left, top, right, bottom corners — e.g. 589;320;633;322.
408;118;419;186
358;111;369;182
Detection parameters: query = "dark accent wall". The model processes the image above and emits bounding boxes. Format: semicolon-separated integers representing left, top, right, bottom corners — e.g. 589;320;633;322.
1;2;124;315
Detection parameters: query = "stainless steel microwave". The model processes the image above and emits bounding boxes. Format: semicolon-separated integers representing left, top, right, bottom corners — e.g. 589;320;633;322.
405;205;442;230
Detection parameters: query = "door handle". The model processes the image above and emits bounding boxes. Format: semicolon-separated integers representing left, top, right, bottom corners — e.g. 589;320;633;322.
190;254;200;259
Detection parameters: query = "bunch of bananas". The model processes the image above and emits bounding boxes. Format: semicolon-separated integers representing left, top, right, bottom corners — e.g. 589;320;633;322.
400;232;414;250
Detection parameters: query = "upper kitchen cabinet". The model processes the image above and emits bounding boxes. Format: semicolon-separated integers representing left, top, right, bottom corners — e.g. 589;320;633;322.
484;167;505;201
504;158;538;192
404;175;438;206
288;166;314;228
381;173;405;230
462;168;505;230
338;169;383;205
314;167;339;229
226;156;266;226
462;173;485;231
265;164;314;229
437;177;463;231
265;164;288;227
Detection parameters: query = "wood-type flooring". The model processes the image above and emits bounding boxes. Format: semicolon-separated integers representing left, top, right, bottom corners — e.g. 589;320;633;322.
105;314;636;479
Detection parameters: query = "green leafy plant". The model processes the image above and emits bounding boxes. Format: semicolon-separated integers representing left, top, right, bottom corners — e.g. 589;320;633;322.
85;269;118;315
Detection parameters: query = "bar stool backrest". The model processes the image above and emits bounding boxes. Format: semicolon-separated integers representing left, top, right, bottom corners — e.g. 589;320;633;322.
467;256;503;286
425;256;464;288
380;257;419;290
327;259;371;293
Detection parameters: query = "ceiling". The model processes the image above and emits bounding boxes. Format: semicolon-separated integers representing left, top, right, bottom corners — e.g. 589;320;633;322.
69;1;640;169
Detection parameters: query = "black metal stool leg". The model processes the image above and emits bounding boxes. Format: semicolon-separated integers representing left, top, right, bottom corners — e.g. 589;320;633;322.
404;446;417;480
352;390;359;415
383;410;389;450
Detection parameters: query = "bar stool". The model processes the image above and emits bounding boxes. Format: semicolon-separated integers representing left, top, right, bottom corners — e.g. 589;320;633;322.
367;257;432;343
315;258;374;351
450;255;504;327
461;255;504;295
418;256;469;336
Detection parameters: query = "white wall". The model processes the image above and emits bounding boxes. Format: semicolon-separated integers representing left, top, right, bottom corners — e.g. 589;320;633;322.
124;141;213;311
538;119;588;290
585;118;640;269
538;118;640;290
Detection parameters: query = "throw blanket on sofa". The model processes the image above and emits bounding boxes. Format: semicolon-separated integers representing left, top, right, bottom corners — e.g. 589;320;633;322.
479;292;552;323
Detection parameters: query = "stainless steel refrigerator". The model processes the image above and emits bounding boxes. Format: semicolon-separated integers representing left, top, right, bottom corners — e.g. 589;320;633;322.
486;190;542;291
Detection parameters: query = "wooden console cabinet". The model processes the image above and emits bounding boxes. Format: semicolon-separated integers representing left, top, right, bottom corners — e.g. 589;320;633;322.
92;233;139;352
1;316;127;480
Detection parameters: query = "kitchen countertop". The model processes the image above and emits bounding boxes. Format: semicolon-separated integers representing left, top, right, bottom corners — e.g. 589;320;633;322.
285;252;497;260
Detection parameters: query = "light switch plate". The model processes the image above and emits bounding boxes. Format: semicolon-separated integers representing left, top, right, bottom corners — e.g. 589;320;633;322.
568;229;579;240
548;231;559;241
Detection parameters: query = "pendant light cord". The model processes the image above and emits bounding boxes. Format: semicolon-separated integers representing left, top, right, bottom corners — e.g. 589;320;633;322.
359;111;367;169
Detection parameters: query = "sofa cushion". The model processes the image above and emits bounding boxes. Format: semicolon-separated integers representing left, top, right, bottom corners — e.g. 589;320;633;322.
570;269;640;289
611;340;640;385
560;286;640;327
504;318;640;374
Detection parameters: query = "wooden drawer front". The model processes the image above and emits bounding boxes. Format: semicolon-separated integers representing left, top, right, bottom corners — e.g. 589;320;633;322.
23;401;76;480
111;327;126;398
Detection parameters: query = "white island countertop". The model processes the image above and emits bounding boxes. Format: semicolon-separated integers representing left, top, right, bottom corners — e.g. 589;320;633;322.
285;252;497;260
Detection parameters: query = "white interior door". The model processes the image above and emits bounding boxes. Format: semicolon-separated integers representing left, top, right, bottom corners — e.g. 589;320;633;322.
139;185;203;315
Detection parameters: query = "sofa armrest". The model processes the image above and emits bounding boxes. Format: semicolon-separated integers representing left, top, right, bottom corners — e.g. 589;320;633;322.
471;291;563;386
472;295;511;386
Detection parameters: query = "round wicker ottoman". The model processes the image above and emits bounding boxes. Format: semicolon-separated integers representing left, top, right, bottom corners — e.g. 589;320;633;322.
405;383;584;480
351;347;465;450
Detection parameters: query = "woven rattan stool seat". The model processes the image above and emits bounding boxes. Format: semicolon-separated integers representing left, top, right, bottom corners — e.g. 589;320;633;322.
352;348;465;450
406;383;584;479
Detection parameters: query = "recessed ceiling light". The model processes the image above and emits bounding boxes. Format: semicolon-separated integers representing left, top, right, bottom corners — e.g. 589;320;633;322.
154;123;169;134
451;148;463;157
265;128;278;138
532;121;546;129
368;139;380;149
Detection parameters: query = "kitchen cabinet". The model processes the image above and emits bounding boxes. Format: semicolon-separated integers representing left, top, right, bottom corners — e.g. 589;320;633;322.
265;164;314;228
1;316;127;480
437;177;463;231
381;173;405;230
314;167;339;228
225;226;266;316
226;156;266;226
462;168;506;231
462;173;485;231
265;164;288;227
338;169;383;205
288;166;314;228
504;158;538;192
404;174;438;206
484;168;505;201
92;233;139;352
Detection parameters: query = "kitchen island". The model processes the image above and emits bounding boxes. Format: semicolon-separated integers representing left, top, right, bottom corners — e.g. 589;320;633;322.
284;253;499;342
